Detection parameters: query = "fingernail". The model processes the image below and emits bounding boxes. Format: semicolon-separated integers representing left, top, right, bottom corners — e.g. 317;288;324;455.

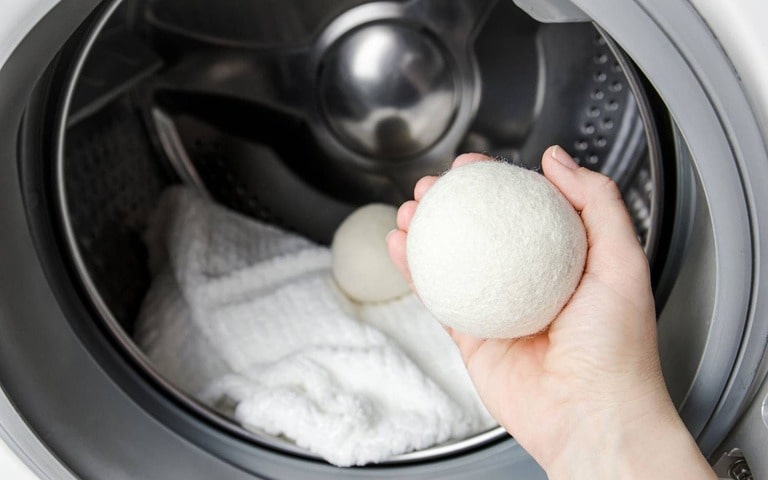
386;229;398;242
551;146;579;170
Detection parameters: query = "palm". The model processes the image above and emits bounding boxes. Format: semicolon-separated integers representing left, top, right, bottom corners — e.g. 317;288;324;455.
449;270;655;455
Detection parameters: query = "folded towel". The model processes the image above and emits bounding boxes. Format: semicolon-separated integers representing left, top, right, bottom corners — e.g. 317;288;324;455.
359;296;493;432
134;187;495;466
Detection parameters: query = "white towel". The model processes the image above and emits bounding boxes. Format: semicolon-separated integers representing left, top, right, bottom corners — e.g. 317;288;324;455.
359;296;493;431
134;187;495;466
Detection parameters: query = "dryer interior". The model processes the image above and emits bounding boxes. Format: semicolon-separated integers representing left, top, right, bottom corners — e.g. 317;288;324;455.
50;0;674;468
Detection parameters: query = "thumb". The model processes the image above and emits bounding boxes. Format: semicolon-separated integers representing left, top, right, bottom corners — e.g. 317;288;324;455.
541;145;650;289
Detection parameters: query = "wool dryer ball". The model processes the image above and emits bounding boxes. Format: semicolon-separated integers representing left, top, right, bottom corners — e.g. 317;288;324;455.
332;204;411;303
407;161;587;339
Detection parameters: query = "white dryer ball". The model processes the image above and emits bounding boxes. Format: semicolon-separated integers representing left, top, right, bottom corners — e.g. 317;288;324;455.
332;204;411;303
407;161;587;339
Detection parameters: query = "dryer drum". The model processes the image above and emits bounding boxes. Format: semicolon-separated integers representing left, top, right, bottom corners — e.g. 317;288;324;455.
47;0;668;466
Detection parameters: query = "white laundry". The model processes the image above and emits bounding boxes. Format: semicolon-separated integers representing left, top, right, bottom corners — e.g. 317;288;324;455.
134;187;495;466
358;296;492;430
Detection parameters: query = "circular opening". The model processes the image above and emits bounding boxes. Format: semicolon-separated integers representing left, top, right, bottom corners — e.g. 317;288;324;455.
53;0;669;467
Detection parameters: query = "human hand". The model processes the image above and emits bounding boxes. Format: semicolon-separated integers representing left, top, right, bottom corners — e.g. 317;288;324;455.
387;146;716;479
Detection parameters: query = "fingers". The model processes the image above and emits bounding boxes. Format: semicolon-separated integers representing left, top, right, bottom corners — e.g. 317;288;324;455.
391;199;417;286
541;145;649;284
386;229;412;285
453;152;493;168
396;201;417;231
414;176;438;201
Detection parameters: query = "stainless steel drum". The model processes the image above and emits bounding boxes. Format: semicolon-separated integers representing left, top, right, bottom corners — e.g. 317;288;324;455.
56;0;664;465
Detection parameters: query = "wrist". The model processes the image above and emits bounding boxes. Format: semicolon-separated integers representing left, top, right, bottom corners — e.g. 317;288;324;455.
543;396;716;480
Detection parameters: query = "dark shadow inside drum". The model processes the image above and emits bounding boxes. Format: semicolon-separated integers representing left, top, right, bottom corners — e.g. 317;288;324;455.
55;0;666;465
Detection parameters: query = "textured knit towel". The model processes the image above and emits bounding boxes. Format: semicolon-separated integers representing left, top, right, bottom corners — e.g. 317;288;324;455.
134;187;495;466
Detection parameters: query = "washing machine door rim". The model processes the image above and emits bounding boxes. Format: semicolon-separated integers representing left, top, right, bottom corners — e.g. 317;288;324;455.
0;0;767;478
